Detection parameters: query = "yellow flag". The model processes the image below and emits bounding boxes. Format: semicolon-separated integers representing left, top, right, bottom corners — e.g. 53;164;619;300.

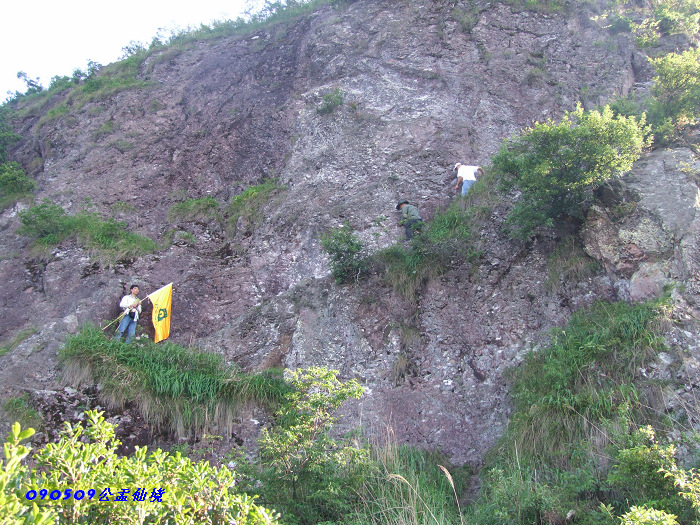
148;283;172;343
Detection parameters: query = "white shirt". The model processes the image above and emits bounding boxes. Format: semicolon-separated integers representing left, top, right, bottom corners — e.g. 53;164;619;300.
119;294;142;321
457;165;480;181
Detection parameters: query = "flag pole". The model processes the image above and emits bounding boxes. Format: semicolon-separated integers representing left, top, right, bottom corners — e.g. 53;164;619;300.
101;294;154;332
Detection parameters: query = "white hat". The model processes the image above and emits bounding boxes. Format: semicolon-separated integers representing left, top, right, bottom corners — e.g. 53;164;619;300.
454;163;462;170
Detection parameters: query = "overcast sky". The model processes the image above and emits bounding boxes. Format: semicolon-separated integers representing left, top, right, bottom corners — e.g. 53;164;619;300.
1;0;261;100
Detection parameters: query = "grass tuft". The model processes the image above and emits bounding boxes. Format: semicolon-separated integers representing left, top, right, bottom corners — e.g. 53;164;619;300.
0;327;38;358
18;200;157;261
373;200;480;300
59;325;291;438
227;179;284;236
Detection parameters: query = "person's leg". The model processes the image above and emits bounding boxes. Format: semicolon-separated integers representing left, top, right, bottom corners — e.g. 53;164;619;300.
114;314;130;341
125;318;137;343
461;179;474;196
405;219;418;240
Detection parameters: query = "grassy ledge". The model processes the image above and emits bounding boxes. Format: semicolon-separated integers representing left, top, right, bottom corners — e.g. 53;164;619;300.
58;325;291;438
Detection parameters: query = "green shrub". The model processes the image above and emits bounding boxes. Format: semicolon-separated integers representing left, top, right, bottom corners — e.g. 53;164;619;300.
607;427;692;520
59;325;291;438
17;200;70;245
620;506;679;525
253;367;370;524
0;106;21;163
649;49;700;144
631;0;700;46
493;104;650;239
0;161;35;209
227;179;283;236
2;413;280;524
0;425;55;525
317;88;344;114
320;224;366;284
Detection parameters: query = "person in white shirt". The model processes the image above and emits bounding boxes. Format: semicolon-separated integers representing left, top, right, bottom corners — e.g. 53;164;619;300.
114;284;142;343
454;163;483;197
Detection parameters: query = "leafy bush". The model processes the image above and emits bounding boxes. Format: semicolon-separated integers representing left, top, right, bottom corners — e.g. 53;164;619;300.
0;106;21;162
2;413;280;524
17;200;70;244
607;427;691;520
0;161;35;209
17;200;157;260
321;224;366;284
649;49;700;145
252;367;370;524
630;0;700;46
0;424;55;525
492;105;650;239
620;506;679;525
317;88;344;114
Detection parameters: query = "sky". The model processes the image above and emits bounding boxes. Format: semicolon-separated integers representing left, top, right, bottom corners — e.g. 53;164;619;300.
1;0;263;99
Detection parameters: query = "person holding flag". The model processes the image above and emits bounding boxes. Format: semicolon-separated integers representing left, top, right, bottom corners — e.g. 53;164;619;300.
111;282;173;343
114;284;142;343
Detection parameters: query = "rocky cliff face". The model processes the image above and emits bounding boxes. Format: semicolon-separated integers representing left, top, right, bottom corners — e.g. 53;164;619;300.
1;0;698;465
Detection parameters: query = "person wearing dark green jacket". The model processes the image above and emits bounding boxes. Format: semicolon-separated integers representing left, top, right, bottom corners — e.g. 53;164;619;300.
396;199;423;240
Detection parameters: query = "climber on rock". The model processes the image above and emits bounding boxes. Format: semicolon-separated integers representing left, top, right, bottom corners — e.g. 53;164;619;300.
454;163;483;197
396;199;423;240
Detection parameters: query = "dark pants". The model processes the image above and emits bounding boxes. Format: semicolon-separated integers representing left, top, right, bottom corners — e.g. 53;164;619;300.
405;219;423;240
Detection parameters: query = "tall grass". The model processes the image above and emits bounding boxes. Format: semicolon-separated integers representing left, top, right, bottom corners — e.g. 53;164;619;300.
355;433;468;525
0;327;38;358
465;297;676;524
506;298;671;464
2;394;43;431
168;196;221;223
544;235;601;291
59;325;290;438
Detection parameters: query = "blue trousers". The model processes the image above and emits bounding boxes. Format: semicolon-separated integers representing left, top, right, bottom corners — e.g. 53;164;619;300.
461;179;475;196
115;314;137;343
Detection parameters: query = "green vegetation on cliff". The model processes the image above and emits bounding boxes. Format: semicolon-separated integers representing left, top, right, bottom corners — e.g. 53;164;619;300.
18;200;157;260
59;325;290;438
493;104;650;239
1;412;280;525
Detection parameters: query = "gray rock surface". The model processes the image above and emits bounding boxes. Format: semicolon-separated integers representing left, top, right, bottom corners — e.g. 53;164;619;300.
0;0;697;465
